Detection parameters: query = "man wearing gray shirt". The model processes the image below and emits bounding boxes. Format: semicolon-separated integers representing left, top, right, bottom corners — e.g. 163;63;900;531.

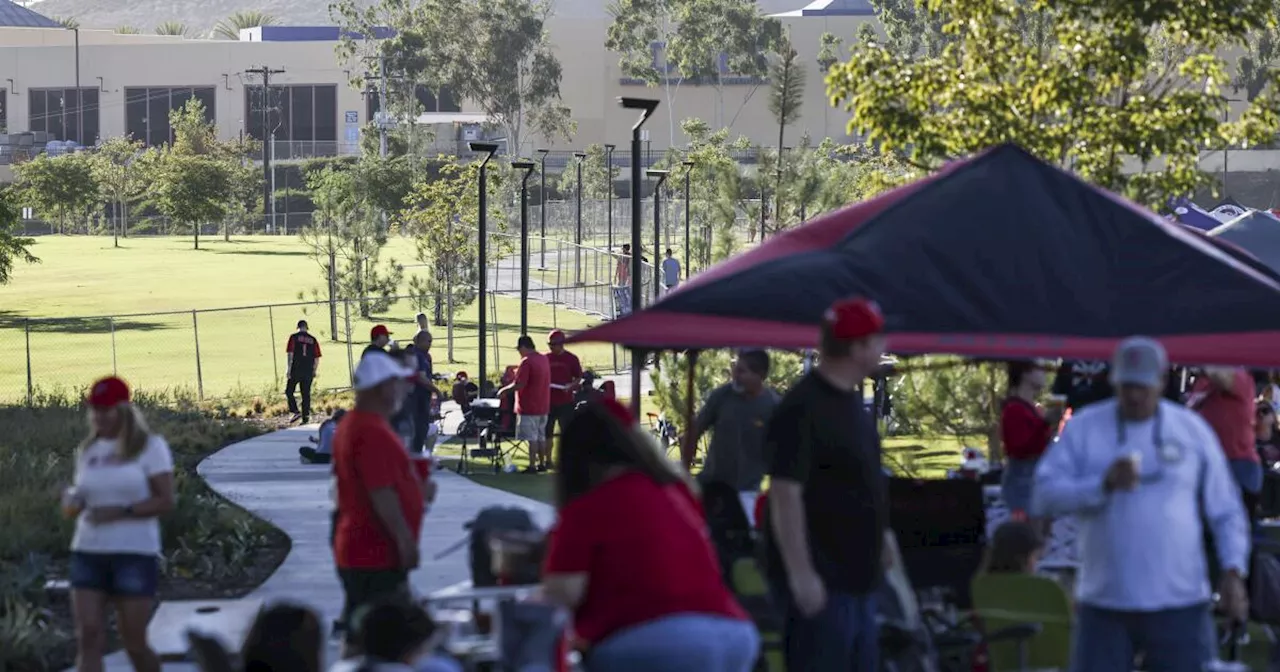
690;349;779;525
1033;337;1249;672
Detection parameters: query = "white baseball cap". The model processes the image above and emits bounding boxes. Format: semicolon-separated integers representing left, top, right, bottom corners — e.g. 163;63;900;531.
1110;336;1168;388
354;352;414;391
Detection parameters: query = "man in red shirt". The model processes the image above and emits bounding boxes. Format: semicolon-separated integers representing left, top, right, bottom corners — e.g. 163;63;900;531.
1188;367;1262;498
545;330;583;450
500;335;552;472
332;352;430;645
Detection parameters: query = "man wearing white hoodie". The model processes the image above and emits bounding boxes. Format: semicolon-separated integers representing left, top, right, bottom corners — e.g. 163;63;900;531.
1033;337;1250;672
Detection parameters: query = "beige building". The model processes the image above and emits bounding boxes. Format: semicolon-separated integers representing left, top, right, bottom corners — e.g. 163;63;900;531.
0;0;875;177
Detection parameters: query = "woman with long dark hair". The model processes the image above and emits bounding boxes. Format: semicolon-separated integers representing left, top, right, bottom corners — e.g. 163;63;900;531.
541;399;758;672
1000;361;1061;521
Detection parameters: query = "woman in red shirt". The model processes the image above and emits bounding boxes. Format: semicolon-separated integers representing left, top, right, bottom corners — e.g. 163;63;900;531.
1000;362;1062;520
541;399;758;672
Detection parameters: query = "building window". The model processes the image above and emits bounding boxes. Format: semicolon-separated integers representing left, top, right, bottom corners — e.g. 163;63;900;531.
0;89;7;133
124;87;216;147
366;85;461;122
245;84;338;143
27;87;99;145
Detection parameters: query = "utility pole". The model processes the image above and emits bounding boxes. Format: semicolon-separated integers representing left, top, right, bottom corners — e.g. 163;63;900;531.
245;66;284;233
378;56;389;159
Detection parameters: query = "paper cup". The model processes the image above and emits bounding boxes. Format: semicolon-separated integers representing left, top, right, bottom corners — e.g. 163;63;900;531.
1128;451;1143;472
411;453;431;483
1044;394;1067;414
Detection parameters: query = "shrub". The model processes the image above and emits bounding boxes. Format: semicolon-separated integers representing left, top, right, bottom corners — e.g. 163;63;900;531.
0;388;282;670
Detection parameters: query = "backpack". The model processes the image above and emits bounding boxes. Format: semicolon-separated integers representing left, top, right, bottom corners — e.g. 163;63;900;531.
467;506;541;587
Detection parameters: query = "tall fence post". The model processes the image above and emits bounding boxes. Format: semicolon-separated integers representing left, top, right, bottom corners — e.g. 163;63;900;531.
24;318;33;405
109;317;118;375
553;241;562;328
192;310;205;400
268;305;279;385
344;299;355;389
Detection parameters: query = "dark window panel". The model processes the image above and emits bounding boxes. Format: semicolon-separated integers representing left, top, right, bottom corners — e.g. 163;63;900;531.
291;85;313;141
438;86;460;113
193;87;216;125
0;88;7;131
81;88;98;145
28;88;46;133
415;85;438;112
314;85;337;142
65;88;80;144
148;87;170;147
366;88;379;122
126;88;149;145
47;90;64;140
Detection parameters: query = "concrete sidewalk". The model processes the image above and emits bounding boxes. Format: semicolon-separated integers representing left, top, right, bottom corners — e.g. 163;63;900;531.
96;425;553;671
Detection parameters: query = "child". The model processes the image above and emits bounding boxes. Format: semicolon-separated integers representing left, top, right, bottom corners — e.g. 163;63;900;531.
980;520;1044;574
299;409;346;465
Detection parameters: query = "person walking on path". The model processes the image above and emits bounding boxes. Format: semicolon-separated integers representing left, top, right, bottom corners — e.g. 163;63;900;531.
408;331;440;455
546;329;583;450
542;399;759;672
614;244;633;317
688;349;779;526
416;312;430;333
499;335;552;472
64;376;175;672
661;248;681;295
764;297;890;672
285;320;322;424
1033;337;1250;672
363;325;392;359
332;353;430;643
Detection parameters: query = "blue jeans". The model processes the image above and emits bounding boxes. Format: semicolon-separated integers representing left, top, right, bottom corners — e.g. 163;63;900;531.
586;614;759;672
1229;459;1263;494
784;591;879;672
1071;603;1213;672
69;551;159;597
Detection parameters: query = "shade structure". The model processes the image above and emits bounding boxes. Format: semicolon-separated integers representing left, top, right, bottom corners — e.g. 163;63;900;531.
570;144;1280;366
1169;197;1221;231
1208;210;1280;275
1183;224;1280;283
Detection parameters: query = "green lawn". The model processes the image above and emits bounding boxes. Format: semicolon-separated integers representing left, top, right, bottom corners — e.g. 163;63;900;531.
0;236;620;403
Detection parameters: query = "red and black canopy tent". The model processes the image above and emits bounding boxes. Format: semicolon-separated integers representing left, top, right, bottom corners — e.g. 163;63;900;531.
570;144;1280;365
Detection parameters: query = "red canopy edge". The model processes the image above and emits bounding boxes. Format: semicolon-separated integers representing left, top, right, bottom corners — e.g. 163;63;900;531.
566;311;1280;367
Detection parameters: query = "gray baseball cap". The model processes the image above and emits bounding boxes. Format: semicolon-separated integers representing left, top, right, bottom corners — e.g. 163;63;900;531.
1109;336;1168;388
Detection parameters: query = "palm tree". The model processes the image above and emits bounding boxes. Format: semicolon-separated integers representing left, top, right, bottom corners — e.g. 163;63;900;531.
212;11;277;40
155;21;190;37
54;16;80;29
114;25;141;34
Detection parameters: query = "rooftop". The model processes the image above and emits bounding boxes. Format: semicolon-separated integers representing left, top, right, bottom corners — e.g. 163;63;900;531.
0;0;62;28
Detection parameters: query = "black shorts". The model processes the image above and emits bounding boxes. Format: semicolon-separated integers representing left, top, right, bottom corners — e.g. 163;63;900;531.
69;551;159;598
337;567;410;630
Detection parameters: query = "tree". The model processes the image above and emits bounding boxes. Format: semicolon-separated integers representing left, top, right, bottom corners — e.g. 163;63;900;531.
0;190;38;285
606;0;783;138
213;11;277;40
554;143;618;201
300;165;361;337
13;153;100;235
816;32;844;74
1235;2;1280;101
828;0;1280;209
152;99;236;249
398;158;504;361
768;32;804;237
332;0;574;156
90;137;156;245
867;0;952;60
155;21;190;36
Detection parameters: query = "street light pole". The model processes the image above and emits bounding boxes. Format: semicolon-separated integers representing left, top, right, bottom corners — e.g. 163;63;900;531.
646;169;669;302
537;148;549;269
681;160;694;277
605;143;615;256
469;141;499;390
620;97;659;417
513;160;536;334
573;151;586;285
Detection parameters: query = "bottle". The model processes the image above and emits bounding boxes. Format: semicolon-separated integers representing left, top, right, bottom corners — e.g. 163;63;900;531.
61;487;84;518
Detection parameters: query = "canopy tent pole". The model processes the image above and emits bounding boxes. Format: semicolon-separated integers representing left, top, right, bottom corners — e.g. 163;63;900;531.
630;347;646;418
681;350;701;471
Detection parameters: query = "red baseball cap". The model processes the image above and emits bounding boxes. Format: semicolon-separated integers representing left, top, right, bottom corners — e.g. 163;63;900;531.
823;297;885;340
370;325;392;340
548;329;566;344
600;397;635;427
87;376;130;408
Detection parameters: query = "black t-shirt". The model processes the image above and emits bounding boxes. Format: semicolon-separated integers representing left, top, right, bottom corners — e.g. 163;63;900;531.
362;343;386;359
764;371;887;595
285;332;321;377
1050;361;1112;410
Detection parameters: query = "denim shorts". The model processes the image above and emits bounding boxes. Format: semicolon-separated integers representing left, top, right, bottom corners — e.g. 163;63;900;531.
69;551;160;598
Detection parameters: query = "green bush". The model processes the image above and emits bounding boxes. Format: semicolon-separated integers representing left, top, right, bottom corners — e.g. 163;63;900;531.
0;388;281;671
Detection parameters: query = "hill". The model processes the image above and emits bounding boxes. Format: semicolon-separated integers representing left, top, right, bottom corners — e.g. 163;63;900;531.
23;0;815;34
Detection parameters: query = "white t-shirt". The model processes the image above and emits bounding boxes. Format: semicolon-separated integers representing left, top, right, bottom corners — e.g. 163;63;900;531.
71;434;174;555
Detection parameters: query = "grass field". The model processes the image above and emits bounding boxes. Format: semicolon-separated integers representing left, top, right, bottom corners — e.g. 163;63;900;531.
0;236;623;403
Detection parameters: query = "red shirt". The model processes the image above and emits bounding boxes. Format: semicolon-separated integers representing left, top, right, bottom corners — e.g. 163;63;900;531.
1188;369;1258;463
515;351;552;415
332;410;425;569
543;472;747;644
547;350;584;407
1000;397;1053;460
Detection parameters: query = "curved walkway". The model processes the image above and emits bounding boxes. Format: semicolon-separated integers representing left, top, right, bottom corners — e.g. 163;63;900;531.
94;425;554;671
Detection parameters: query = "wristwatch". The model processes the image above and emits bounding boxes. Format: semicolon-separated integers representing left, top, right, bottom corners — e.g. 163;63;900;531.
124;504;135;517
